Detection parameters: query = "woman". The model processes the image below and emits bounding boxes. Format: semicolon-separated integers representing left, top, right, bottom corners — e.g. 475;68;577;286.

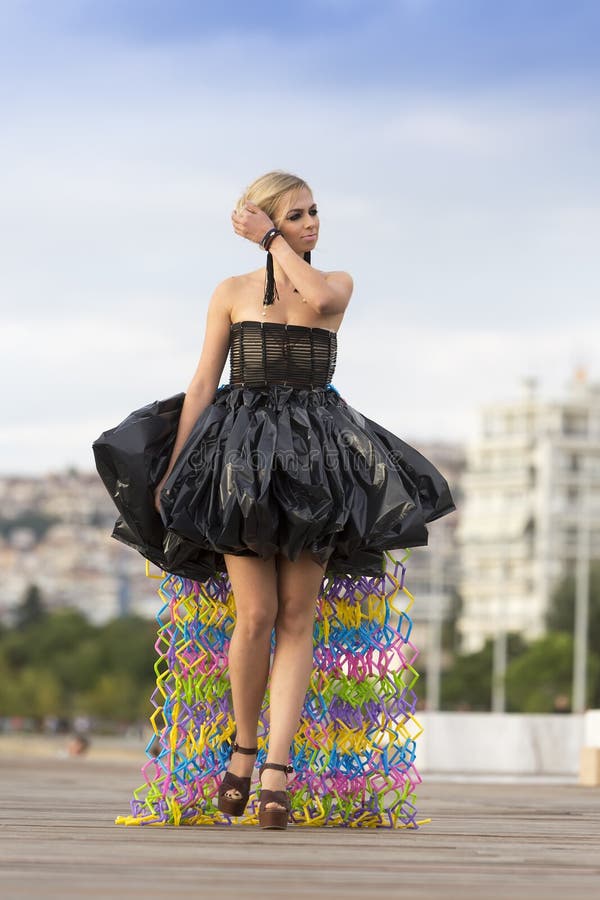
93;170;455;830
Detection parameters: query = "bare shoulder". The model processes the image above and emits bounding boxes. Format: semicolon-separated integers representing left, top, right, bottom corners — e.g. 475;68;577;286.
325;270;354;292
210;275;237;305
211;272;261;305
185;279;236;395
222;271;262;289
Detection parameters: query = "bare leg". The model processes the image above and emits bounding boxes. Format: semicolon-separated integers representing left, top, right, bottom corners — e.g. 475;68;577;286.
261;551;325;810
223;554;278;799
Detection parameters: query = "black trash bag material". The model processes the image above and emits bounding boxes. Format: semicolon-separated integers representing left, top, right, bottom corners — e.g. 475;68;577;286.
92;387;456;584
93;393;219;582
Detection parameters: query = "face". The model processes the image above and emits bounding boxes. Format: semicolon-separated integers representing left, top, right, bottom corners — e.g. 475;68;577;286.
274;187;319;255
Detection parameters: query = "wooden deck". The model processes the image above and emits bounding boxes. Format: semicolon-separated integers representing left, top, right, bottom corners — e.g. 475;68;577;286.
0;754;598;899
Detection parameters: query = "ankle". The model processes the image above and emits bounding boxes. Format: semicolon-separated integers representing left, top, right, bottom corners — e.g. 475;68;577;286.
228;751;255;776
232;739;257;754
261;769;287;787
260;762;292;783
228;741;257;772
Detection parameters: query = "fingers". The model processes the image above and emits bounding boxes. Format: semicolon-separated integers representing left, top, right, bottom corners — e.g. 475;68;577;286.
231;203;273;244
232;202;260;218
231;208;253;239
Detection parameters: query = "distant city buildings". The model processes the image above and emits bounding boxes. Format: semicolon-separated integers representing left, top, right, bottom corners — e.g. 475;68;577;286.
394;442;464;652
2;449;465;635
4;371;598;663
0;469;158;625
458;372;600;652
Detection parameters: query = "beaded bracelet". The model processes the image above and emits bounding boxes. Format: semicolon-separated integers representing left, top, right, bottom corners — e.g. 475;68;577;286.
260;227;282;251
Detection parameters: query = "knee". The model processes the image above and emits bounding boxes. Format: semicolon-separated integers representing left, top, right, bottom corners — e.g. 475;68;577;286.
235;604;277;641
275;595;315;639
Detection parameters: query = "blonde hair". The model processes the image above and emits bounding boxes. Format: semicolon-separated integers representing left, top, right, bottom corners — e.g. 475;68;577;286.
236;171;312;227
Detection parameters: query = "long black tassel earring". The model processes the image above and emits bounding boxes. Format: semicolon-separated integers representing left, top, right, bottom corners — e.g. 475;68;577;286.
262;251;280;314
263;248;312;312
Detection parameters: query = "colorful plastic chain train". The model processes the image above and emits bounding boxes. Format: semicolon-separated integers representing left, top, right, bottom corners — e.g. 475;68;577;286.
116;551;426;828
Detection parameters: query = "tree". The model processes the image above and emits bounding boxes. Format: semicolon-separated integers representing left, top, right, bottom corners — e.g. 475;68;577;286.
0;655;62;719
547;562;600;649
82;673;139;722
14;584;47;630
441;587;463;656
0;608;156;723
440;634;526;711
97;617;157;684
505;632;600;712
546;562;600;705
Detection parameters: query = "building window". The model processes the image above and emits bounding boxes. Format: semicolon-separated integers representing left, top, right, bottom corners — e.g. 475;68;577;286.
565;526;577;546
563;413;588;436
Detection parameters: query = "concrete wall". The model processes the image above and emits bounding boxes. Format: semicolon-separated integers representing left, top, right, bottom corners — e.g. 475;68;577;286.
417;712;588;777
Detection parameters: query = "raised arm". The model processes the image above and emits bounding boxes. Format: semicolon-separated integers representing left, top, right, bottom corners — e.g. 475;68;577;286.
154;281;232;509
232;201;353;316
268;240;353;315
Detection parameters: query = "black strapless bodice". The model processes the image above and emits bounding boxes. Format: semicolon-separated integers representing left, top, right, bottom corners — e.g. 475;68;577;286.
93;315;456;582
229;320;337;389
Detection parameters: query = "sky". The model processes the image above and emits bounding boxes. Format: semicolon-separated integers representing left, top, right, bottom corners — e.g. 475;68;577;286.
1;0;599;474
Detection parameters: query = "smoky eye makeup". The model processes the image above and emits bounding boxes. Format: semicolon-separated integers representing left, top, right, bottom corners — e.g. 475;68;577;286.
288;206;318;221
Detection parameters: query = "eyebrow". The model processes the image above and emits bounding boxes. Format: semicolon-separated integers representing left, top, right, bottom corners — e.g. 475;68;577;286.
287;203;318;213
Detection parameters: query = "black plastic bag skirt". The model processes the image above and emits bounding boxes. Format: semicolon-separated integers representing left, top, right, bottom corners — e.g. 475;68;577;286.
92;384;455;583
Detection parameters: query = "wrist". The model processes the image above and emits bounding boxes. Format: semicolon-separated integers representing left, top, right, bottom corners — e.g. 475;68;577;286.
260;227;282;251
266;232;285;251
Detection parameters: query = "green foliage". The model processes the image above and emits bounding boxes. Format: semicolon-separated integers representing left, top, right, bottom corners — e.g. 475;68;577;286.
80;673;140;721
440;640;492;710
0;654;62;717
505;632;600;712
440;561;600;713
547;562;600;651
14;583;47;630
441;588;463;655
0;589;158;726
545;561;600;706
96;617;157;684
440;634;526;711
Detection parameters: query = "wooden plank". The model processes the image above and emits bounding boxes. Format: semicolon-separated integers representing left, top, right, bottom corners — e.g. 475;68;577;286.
0;756;598;899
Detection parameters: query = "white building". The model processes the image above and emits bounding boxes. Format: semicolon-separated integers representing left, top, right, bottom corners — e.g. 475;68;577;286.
458;372;600;652
396;442;464;642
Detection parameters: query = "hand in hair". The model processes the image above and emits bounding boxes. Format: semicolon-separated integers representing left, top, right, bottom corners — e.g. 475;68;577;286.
232;202;276;245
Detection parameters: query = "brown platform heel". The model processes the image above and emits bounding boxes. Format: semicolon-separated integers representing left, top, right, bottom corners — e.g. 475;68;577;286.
217;742;258;817
258;762;294;830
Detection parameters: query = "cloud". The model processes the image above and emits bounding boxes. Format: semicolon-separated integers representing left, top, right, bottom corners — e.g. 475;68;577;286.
0;6;598;473
3;1;600;92
3;86;598;325
1;316;595;475
336;323;597;445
